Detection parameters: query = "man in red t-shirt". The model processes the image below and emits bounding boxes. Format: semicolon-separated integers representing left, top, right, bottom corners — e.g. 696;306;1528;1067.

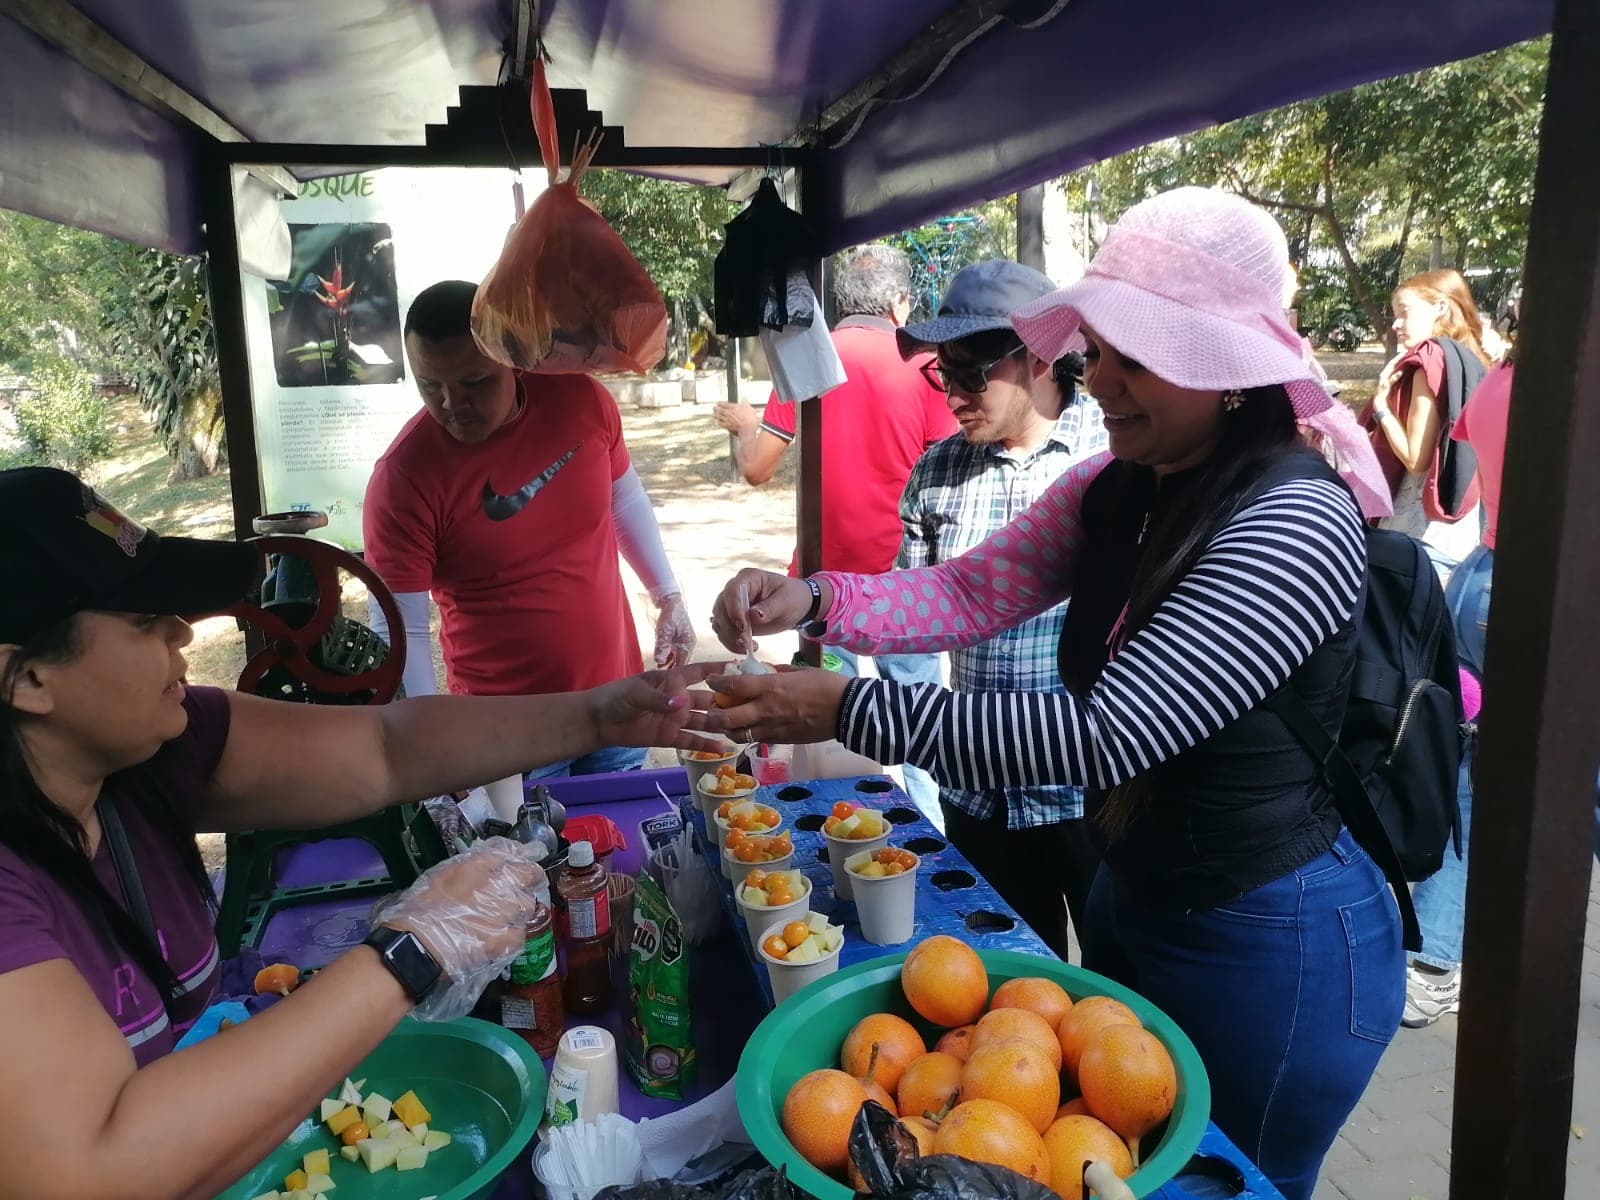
713;246;955;813
364;281;693;805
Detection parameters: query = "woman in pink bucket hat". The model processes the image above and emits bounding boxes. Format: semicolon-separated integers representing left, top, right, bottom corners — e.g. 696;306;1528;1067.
707;188;1402;1198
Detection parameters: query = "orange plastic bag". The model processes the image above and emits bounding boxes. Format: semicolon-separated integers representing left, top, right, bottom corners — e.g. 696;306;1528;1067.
471;61;667;375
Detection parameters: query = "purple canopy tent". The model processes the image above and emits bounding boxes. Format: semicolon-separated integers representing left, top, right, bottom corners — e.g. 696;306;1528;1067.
0;3;1595;1196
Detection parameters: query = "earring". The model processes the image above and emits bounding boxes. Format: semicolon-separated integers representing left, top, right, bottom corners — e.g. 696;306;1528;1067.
1222;390;1246;411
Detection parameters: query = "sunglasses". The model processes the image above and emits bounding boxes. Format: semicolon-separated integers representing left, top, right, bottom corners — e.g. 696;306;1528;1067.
919;344;1026;394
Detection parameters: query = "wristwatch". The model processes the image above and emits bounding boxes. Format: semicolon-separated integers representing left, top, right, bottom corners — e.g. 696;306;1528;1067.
794;577;826;638
363;926;444;1003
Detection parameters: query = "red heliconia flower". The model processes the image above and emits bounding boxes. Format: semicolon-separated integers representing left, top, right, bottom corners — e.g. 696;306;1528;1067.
314;262;356;311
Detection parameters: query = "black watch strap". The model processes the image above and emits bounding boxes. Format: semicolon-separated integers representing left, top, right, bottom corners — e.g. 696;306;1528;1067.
795;577;826;638
363;926;444;1003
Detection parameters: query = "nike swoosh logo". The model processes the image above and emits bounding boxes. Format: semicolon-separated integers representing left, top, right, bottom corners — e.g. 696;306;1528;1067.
481;442;583;521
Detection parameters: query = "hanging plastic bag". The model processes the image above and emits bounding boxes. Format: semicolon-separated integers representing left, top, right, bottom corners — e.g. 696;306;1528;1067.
472;60;668;375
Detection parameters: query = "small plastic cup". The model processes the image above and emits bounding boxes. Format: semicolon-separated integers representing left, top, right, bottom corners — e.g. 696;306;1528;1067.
759;917;843;1004
821;819;891;900
723;840;795;886
697;776;758;831
734;874;812;954
606;872;637;957
680;746;739;805
845;851;920;945
749;744;794;786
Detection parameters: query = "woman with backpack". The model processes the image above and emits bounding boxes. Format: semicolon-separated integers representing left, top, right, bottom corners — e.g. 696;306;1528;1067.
1363;269;1494;581
704;188;1402;1200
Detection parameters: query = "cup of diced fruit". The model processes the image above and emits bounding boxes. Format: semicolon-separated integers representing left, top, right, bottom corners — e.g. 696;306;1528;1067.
723;828;795;884
697;766;759;823
819;803;890;899
679;744;740;798
712;796;780;849
758;913;845;1004
844;846;920;945
734;868;813;954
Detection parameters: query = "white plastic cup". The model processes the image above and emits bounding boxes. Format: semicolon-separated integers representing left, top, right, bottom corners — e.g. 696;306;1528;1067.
821;826;891;900
846;853;920;945
734;874;812;954
723;842;795;886
759;918;843;1004
679;748;739;806
711;799;779;850
698;777;759;834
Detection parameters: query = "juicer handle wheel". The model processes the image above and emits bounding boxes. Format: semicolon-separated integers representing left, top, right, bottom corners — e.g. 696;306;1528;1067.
221;535;406;704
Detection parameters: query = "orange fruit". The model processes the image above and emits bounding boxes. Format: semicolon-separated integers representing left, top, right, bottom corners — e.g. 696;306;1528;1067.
902;936;988;1027
933;1099;1051;1186
990;977;1074;1030
1055;1097;1091;1120
935;1024;978;1062
1077;1025;1177;1141
960;1038;1061;1133
1057;995;1140;1078
972;1007;1064;1072
896;1050;964;1121
1043;1114;1135;1194
840;1013;927;1092
863;1079;898;1117
781;1069;869;1174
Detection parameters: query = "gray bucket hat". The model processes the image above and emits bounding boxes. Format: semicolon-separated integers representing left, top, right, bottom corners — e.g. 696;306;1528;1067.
896;259;1056;358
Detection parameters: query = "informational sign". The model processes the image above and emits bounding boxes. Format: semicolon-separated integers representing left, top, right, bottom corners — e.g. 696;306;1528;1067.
240;167;532;548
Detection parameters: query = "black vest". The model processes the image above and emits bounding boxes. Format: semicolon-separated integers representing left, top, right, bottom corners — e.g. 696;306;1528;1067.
1058;448;1355;910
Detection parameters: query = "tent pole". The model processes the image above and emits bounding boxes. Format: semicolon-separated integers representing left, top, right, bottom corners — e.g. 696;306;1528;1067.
1450;0;1600;1193
794;161;828;667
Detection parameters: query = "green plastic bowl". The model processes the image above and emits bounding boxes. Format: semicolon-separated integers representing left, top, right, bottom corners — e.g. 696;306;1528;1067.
737;949;1210;1199
217;1018;545;1200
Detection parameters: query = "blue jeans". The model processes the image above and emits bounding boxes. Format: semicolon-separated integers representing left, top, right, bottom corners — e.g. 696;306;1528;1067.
833;648;942;815
1083;831;1404;1200
1409;544;1494;970
525;744;648;781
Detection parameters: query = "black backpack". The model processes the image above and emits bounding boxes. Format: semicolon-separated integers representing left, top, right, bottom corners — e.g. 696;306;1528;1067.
1267;528;1467;953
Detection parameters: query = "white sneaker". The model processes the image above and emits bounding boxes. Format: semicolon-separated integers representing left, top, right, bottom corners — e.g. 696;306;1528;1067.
1402;963;1461;1028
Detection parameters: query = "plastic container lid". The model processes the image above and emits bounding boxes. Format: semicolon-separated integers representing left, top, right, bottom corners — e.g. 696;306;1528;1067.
563;813;628;857
568;840;595;868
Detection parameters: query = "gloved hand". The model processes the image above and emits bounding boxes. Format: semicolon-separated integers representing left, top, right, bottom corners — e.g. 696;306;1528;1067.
653;592;697;669
370;837;545;1022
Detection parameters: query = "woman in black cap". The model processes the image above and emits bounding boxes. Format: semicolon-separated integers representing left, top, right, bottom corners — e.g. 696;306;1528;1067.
0;467;713;1199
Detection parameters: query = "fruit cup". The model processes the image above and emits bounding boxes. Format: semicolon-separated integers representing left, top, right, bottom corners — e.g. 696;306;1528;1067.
819;807;891;900
722;829;795;884
844;848;920;945
734;870;812;954
712;797;780;850
697;771;759;828
679;745;739;801
759;914;844;1004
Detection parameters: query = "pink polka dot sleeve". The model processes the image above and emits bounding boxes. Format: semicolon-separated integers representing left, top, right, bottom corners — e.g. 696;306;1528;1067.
813;452;1112;655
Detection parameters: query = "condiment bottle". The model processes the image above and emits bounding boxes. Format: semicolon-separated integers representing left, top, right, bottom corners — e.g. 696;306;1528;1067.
544;1025;620;1127
556;840;614;1014
501;883;564;1058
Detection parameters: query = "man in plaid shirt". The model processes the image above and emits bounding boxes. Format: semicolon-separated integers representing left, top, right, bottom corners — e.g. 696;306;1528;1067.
893;260;1109;959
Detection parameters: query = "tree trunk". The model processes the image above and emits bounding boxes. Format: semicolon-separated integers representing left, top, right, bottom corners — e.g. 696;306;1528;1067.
167;384;225;482
1392;186;1420;290
1016;186;1046;271
1317;153;1392;352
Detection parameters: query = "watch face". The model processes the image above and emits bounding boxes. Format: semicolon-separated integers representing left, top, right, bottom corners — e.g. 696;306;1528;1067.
376;929;444;1000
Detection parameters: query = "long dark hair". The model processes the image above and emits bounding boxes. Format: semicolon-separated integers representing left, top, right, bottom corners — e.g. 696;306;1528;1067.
1;617;208;1008
1097;385;1301;836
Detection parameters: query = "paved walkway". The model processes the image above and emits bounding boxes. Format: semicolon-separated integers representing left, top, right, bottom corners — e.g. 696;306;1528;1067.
1314;869;1600;1199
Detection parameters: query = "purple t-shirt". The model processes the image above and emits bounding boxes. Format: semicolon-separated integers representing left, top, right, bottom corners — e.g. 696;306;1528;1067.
0;686;230;1065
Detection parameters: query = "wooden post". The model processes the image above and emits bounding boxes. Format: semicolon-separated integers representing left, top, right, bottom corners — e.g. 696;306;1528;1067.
1017;185;1046;271
1450;1;1600;1194
794;163;827;667
725;336;744;482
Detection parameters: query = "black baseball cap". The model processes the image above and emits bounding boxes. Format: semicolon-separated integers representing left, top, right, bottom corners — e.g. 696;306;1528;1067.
896;259;1057;358
0;467;259;645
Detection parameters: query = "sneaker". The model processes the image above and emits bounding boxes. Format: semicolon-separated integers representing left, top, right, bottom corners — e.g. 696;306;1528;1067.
1402;963;1461;1028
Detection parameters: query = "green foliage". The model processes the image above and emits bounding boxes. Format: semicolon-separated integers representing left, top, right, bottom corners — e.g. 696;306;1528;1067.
11;358;113;474
887;196;1017;319
0;211;107;371
579;170;737;305
1077;39;1547;345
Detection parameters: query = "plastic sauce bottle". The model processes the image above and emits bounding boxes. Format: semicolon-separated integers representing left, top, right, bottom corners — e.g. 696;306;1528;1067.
556;840;614;1014
501;890;565;1058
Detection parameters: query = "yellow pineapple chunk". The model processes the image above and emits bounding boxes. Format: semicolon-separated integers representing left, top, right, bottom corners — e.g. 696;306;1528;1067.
392;1090;431;1129
325;1105;363;1137
283;1169;308;1193
301;1149;330;1177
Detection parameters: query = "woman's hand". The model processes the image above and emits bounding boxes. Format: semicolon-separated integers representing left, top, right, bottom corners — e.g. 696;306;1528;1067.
651;593;697;669
1373;353;1405;404
374;838;548;1020
709;569;820;652
587;662;724;752
699;664;852;745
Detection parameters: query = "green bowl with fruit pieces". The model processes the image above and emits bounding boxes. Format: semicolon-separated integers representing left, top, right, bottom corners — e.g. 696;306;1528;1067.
737;950;1211;1200
216;1017;546;1200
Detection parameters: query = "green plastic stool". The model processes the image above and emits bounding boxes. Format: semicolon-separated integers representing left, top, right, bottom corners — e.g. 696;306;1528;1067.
212;525;451;957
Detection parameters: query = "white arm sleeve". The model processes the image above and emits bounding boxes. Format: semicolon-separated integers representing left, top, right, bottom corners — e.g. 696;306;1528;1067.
368;589;439;699
611;466;680;601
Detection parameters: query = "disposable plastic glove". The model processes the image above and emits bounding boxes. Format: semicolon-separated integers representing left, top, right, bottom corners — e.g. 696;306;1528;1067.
654;593;697;669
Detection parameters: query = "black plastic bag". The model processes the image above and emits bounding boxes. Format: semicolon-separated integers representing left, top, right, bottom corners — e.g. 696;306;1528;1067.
848;1102;1057;1200
593;1165;800;1200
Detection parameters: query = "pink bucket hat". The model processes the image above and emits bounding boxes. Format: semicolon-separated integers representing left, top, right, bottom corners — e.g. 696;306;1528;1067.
1010;187;1391;517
